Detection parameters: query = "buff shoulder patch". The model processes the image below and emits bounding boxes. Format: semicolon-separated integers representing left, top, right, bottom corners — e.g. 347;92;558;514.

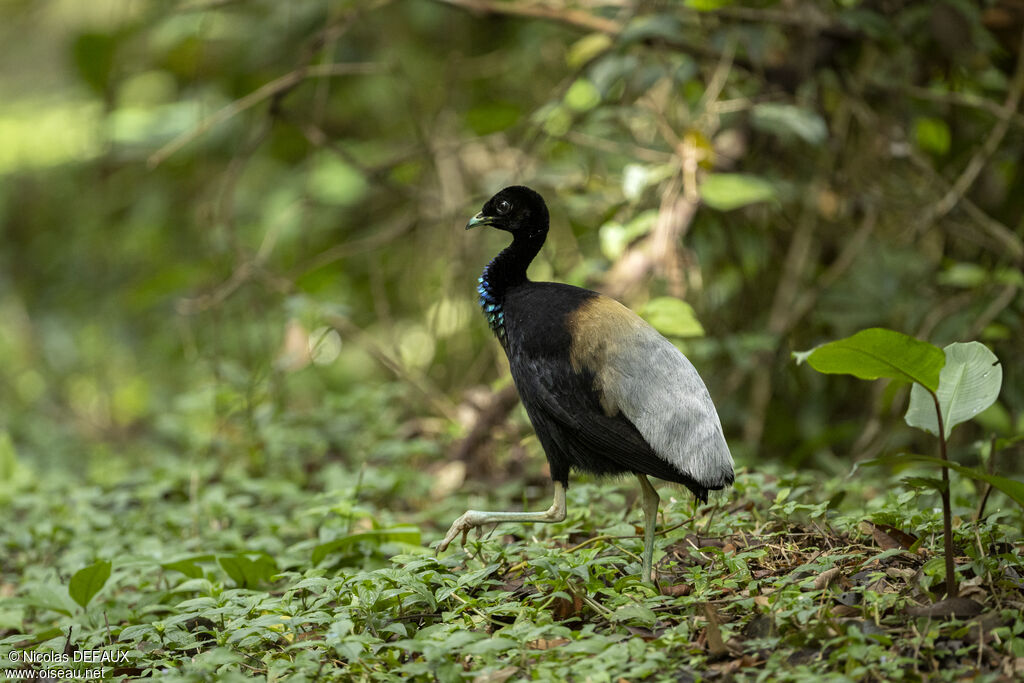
566;295;647;414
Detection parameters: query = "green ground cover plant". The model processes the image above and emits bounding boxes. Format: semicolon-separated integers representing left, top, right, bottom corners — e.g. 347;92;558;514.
2;400;1023;680
795;328;1016;602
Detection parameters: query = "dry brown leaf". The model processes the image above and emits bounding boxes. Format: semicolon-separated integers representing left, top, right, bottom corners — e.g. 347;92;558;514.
831;605;861;617
884;567;917;581
685;534;726;548
961;574;986;589
1008;657;1024;676
703;603;730;658
708;656;748;674
473;666;518;683
813;567;842;590
868;521;918;551
625;626;660;641
551;588;584;622
662;583;692;597
527;638;570;650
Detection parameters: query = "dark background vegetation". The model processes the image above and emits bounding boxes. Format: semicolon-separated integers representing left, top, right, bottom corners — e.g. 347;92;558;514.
2;0;1022;485
1;0;1023;679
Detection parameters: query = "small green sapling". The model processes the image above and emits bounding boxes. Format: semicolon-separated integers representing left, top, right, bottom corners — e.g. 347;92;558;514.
794;328;1010;600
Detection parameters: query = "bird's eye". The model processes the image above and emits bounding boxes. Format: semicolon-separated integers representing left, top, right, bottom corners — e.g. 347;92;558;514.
496;200;512;215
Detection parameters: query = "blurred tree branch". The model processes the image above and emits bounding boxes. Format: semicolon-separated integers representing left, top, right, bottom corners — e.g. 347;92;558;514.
148;63;386;168
914;26;1024;246
434;0;622;34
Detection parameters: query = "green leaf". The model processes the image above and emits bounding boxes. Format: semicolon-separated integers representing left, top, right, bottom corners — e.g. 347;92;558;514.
162;554;216;579
312;527;422;565
567;33;613;69
463;637;517;655
72;32;118;95
216;555;248;587
900;476;947;493
751;103;828;145
640;297;705;338
23;586;79;617
465;102;521;135
622;165;673;201
217;553;278;588
699;174;776;211
620;15;686;44
611;603;658;622
685;0;736;10
541;104;572;137
793;328;945;392
859;453;1024;509
913;116;951;156
937;262;988;288
598;209;657;260
905;342;1002;438
68;560;111;609
565;79;601;112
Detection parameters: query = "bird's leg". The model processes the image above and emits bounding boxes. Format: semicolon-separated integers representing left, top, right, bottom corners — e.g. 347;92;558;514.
636;473;660;583
437;481;567;553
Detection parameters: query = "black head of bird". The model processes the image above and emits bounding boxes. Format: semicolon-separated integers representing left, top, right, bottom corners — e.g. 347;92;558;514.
439;185;734;583
465;185;549;238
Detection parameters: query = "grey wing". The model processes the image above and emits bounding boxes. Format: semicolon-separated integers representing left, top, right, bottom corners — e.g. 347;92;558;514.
598;326;734;489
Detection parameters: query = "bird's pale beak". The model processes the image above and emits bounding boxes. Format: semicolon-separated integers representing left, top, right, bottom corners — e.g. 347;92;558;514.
466;212;492;230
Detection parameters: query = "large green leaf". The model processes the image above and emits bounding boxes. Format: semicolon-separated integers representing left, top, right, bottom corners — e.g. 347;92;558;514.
640;297;705;338
905;342;1002;438
217;553;279;588
162;554;216;579
68;560;111;609
72;32;118;95
699;174;776;211
793;328;945;391
858;453;1024;509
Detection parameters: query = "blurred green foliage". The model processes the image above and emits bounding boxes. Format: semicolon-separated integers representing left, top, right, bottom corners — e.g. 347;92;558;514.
2;2;1024;678
0;0;1022;498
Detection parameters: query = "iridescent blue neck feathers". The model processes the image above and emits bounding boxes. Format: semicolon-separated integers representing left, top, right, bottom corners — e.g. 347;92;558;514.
475;227;547;342
477;261;506;339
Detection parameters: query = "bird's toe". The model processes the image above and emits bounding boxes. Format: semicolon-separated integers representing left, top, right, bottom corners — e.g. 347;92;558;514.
438;513;474;552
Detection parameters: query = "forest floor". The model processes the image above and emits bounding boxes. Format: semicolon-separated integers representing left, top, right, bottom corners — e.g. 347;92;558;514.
2;423;1023;682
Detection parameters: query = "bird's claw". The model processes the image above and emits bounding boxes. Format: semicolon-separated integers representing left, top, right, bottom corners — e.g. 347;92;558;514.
436;512;475;553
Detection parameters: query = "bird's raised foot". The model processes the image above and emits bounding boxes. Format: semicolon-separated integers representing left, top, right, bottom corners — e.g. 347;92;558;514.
436;484;567;555
436;510;483;553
